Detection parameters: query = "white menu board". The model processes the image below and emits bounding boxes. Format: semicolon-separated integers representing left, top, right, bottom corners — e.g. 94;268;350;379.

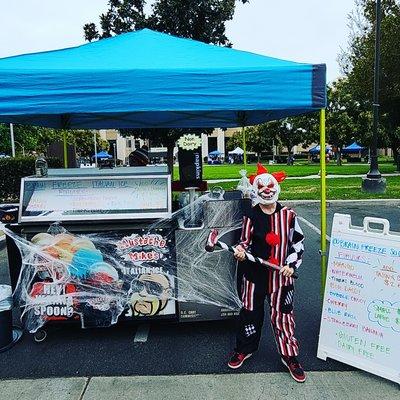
20;175;171;222
318;213;400;384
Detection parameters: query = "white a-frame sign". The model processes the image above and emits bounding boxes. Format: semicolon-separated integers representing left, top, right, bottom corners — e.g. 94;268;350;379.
318;213;400;384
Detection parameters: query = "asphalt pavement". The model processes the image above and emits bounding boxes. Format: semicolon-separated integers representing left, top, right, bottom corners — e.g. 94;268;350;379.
0;201;399;381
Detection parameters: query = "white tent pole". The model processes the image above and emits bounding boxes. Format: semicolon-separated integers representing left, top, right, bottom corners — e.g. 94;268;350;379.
272;139;276;163
93;131;98;167
242;126;247;168
10;123;15;157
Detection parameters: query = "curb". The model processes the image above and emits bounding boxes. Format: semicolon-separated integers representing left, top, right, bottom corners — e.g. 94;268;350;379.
282;199;400;204
208;173;400;184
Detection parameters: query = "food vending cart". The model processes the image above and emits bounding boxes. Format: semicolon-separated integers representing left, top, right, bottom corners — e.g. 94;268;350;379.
5;166;245;339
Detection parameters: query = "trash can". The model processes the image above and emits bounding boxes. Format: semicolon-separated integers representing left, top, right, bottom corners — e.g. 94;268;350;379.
0;285;22;352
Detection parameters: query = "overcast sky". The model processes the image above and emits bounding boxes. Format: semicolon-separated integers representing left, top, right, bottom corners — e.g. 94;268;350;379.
0;0;354;82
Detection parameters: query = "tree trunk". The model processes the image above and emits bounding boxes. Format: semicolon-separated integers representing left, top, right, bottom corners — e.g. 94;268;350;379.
336;149;342;166
286;142;293;165
391;143;400;171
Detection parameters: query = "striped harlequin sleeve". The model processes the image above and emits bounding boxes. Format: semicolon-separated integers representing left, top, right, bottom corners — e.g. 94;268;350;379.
238;215;253;250
285;214;304;270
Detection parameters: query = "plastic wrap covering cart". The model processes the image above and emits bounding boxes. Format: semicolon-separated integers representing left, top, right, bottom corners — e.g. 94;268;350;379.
5;166;178;337
176;192;250;322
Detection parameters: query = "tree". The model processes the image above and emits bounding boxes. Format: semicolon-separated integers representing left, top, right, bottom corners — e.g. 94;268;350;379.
84;0;249;174
227;125;277;161
0;124;108;158
326;79;360;165
277;116;311;158
84;0;249;45
0;124;57;155
340;0;400;160
247;125;277;160
73;131;109;157
226;114;317;163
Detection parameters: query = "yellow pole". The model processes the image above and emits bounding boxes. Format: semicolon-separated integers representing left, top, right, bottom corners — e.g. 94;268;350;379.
320;109;327;295
63;130;68;169
242;126;247;168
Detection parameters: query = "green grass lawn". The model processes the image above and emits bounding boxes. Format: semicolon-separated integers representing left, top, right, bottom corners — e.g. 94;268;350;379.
209;176;400;200
173;161;398;180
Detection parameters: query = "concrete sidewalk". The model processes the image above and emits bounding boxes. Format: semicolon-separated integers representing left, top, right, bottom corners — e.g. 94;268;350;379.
1;371;398;400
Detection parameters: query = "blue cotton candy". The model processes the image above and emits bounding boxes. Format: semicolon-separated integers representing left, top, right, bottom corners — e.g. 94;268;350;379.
69;248;103;279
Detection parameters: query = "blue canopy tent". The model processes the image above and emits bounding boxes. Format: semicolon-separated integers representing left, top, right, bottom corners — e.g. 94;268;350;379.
92;151;113;160
0;28;328;288
309;145;332;155
0;29;325;129
208;149;223;165
342;142;365;154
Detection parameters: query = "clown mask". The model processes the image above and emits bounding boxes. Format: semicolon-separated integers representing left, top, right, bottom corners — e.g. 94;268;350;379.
249;163;287;206
253;173;280;205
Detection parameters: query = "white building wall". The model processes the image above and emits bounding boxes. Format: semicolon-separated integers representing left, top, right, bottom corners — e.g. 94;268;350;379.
201;133;209;160
116;134;126;163
98;129;108;141
201;129;225;159
216;129;225;155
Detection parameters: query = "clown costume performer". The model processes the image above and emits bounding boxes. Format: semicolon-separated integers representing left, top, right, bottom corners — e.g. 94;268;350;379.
228;164;306;383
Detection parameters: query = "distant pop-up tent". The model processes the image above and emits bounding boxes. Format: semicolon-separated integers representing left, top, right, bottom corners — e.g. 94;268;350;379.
0;29;329;288
92;151;113;160
208;150;222;156
228;147;244;155
309;145;332;155
342;141;366;162
342;142;365;154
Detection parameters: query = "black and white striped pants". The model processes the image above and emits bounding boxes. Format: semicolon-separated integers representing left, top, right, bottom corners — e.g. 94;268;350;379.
236;265;299;357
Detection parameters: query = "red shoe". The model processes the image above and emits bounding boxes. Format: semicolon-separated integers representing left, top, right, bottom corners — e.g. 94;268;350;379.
281;356;306;383
228;352;252;369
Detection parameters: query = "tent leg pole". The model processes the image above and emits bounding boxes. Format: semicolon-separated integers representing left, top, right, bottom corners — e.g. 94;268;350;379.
63;130;68;169
320;109;327;296
94;131;98;168
242;126;247;168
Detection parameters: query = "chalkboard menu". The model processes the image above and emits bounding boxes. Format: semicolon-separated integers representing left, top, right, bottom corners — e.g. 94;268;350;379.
19;174;171;222
318;213;400;384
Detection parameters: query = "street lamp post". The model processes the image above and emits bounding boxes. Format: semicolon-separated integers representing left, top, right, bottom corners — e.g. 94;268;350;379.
362;0;386;193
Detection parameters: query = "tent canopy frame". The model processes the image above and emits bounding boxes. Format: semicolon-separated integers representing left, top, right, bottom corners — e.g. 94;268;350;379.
0;29;328;290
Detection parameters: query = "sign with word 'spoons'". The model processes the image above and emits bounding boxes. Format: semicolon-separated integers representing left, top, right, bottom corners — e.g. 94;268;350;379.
318;213;400;384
